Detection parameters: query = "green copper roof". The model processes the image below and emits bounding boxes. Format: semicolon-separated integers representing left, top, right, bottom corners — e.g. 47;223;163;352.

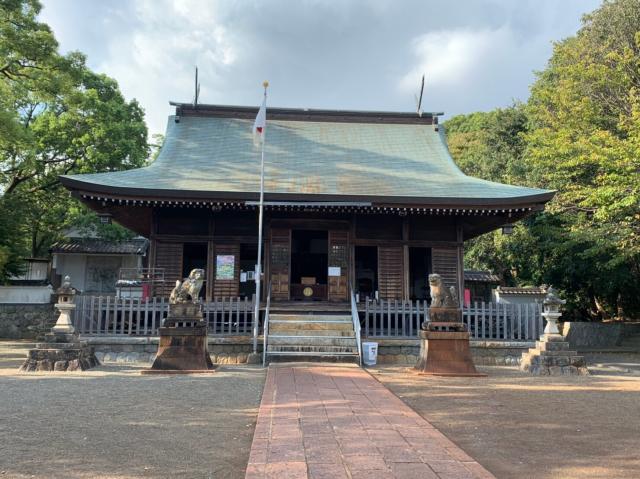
61;113;553;206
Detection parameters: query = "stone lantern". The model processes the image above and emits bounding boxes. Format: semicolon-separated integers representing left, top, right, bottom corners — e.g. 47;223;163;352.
51;276;77;334
520;286;589;375
20;276;99;372
542;286;565;336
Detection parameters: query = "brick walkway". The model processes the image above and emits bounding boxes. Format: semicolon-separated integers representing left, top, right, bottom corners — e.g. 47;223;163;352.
245;365;495;479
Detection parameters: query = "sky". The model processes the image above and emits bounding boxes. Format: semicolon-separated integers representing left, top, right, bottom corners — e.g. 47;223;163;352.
40;0;602;137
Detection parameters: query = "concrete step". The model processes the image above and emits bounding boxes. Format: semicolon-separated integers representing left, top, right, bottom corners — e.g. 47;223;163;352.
267;345;358;354
268;327;355;336
269;321;353;331
536;340;570;351
268;336;357;347
267;351;359;357
528;348;578;357
269;314;352;322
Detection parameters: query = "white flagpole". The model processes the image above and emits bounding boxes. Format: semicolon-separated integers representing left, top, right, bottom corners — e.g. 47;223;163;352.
253;81;268;353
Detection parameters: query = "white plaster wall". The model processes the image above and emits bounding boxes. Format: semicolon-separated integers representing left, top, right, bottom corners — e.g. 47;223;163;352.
53;254;142;294
495;293;544;305
53;255;88;291
0;285;53;303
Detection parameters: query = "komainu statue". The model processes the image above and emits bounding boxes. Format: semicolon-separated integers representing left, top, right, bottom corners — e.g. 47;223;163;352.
428;273;458;308
169;269;205;304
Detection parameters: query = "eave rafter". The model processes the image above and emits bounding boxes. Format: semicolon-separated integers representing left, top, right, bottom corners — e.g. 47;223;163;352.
77;192;541;217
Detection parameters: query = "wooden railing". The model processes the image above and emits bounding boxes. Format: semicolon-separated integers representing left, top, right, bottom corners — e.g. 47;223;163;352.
262;284;272;366
73;295;256;336
350;288;363;366
73;295;542;341
360;299;544;341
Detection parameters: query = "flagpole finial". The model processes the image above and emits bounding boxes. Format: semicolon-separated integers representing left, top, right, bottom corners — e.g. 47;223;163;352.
263;80;269;88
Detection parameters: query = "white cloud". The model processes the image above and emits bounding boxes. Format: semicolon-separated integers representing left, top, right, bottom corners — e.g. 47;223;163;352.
40;0;603;136
93;0;241;135
400;28;511;91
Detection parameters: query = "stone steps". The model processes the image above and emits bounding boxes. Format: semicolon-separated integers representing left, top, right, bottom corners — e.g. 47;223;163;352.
527;348;578;357
536;340;571;351
265;313;359;364
267;345;358;354
521;334;589;375
269;320;353;331
268;336;356;347
269;314;351;322
268;326;354;336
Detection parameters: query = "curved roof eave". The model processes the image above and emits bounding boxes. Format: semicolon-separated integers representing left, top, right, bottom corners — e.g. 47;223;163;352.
59;175;555;208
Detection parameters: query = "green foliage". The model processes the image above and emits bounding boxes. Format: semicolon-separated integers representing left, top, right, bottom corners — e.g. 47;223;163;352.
446;0;640;319
445;104;530;185
0;0;149;280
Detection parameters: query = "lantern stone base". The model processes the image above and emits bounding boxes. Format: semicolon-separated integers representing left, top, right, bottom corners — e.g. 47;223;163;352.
20;332;100;372
414;323;486;377
142;303;215;374
520;334;589;375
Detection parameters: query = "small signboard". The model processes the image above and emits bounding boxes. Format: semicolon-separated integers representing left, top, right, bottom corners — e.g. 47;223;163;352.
216;255;235;280
328;266;341;277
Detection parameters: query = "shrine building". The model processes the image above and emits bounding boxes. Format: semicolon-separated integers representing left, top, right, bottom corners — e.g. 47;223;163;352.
59;103;553;305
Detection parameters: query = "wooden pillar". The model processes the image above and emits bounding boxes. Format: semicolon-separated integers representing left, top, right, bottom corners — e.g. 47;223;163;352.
402;217;410;301
206;240;214;301
456;221;464;309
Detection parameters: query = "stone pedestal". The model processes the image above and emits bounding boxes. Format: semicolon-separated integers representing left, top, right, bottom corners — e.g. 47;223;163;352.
520;334;589;375
414;319;485;377
426;307;462;324
142;303;215;374
20;276;99;373
520;286;589;376
20;331;99;372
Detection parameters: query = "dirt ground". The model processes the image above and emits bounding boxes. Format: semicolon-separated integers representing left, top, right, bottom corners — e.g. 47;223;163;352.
371;353;640;479
2;341;640;479
0;341;266;479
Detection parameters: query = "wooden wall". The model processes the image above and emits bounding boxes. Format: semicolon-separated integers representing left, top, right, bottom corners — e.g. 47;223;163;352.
212;243;240;297
149;209;463;302
152;242;183;297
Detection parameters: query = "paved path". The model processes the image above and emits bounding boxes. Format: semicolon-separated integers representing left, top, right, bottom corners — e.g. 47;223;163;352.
245;365;494;479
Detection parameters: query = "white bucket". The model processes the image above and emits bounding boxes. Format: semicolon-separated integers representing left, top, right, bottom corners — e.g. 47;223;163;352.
362;342;378;366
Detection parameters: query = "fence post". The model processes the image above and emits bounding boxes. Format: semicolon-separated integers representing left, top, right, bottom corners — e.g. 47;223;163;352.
364;299;370;337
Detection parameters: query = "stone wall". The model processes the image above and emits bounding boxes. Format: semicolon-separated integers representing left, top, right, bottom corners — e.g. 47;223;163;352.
83;336;534;366
86;336;259;364
562;322;640;350
0;303;55;339
370;338;533;366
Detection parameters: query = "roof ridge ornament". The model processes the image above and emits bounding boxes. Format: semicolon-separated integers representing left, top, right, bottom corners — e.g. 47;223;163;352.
414;73;425;117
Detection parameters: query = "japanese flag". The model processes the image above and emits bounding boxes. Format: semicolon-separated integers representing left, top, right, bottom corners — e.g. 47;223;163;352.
253;96;266;146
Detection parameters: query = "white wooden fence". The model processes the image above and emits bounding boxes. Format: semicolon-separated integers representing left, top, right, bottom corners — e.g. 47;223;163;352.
361;299;544;340
72;295;256;336
72;295;543;341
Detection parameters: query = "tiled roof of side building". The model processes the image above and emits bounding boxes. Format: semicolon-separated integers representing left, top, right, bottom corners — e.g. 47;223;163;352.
60;105;554;206
464;271;501;283
50;238;149;255
496;286;547;295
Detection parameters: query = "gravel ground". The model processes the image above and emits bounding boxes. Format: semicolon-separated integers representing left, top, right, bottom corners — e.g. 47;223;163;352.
0;341;266;479
3;340;640;479
370;353;640;479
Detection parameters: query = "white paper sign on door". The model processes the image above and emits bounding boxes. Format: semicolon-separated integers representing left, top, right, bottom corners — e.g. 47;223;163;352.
328;266;341;277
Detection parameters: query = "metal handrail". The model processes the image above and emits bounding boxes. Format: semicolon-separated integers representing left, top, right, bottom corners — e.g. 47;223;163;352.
350;288;363;366
262;283;272;366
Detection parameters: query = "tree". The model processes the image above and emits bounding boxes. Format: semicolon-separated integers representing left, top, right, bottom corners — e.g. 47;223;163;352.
446;0;640;319
0;0;148;280
526;0;640;317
